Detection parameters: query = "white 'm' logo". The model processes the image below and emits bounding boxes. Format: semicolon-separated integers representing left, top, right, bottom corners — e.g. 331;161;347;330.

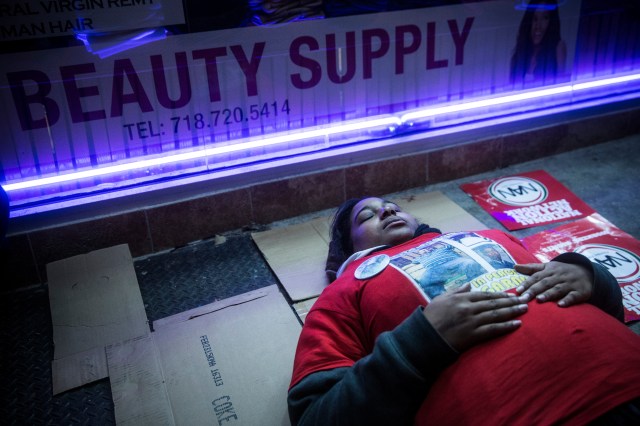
575;244;640;283
488;176;548;206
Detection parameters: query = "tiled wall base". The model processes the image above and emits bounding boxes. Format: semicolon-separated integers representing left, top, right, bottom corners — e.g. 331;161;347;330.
2;108;639;290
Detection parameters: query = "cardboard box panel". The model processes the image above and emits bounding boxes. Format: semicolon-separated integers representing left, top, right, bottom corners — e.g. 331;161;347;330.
51;346;108;395
108;285;301;426
106;335;175;425
153;287;272;329
391;191;488;234
47;244;149;394
292;298;319;324
252;217;331;302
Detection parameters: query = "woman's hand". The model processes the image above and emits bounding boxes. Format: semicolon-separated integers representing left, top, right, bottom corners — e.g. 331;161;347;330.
515;261;593;307
423;284;528;351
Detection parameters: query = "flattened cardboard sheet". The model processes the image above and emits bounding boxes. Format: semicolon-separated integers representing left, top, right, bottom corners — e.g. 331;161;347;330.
252;217;331;302
51;346;108;395
152;287;273;329
107;335;174;425
292;297;319;324
391;191;488;234
521;214;640;323
107;285;301;426
47;244;149;394
252;191;488;302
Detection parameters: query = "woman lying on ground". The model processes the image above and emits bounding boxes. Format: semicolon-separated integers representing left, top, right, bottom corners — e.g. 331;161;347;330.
288;196;640;425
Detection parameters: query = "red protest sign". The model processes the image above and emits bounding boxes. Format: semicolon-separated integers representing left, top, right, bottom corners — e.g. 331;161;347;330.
521;214;640;323
460;170;595;230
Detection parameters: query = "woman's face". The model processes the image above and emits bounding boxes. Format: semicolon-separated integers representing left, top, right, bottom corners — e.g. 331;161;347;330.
349;197;419;253
531;9;551;45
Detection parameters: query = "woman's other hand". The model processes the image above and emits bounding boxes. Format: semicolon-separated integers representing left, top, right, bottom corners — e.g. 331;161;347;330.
423;284;528;351
515;261;593;307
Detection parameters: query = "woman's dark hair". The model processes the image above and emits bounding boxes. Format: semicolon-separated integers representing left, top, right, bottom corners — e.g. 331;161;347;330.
325;197;369;282
510;0;562;84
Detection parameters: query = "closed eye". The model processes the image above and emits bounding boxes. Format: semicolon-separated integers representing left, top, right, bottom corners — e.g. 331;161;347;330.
358;212;374;223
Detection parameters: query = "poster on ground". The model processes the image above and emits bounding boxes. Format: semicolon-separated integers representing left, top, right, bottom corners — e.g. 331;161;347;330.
521;213;640;323
460;170;595;230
